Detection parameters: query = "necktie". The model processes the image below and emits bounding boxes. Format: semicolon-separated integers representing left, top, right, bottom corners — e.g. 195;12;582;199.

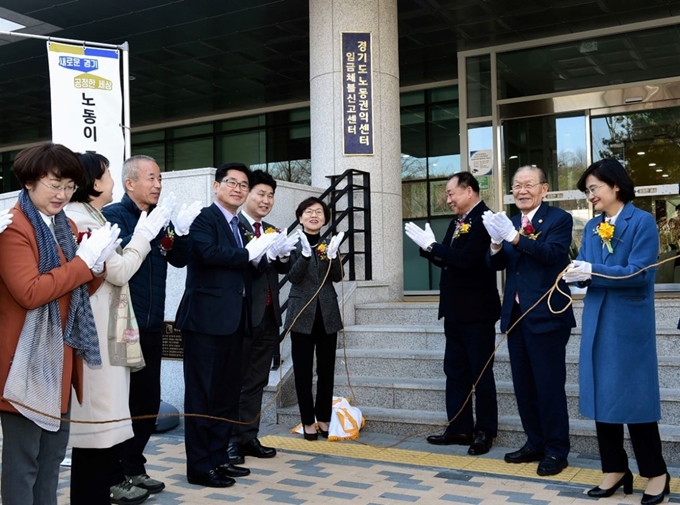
521;215;530;230
253;222;273;306
231;217;243;248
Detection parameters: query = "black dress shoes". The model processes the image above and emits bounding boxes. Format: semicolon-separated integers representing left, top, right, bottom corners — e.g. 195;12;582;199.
217;463;251;478
468;431;493;456
504;445;544;464
241;438;277;458
641;472;670;505
187;469;235;488
426;432;474;446
537;455;568;476
227;441;245;465
587;469;634;498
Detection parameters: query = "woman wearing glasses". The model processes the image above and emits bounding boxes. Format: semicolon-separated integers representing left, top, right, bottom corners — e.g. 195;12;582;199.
564;159;669;504
285;197;344;440
65;153;169;505
0;143;119;505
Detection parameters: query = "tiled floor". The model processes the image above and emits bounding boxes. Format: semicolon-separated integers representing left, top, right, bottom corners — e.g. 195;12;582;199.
40;425;680;504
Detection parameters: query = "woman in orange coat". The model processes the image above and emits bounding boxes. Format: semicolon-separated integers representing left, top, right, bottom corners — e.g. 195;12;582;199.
0;143;120;505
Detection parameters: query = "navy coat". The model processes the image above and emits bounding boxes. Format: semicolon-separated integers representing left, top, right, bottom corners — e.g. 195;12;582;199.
488;202;576;334
576;202;660;423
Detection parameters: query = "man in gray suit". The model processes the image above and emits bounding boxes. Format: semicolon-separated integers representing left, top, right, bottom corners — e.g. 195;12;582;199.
228;170;297;463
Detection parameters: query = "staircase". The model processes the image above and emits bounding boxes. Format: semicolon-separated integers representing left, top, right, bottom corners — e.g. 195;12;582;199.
277;284;680;462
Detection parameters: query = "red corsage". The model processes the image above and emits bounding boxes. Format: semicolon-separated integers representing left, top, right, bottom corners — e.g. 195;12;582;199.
160;229;175;256
74;231;91;245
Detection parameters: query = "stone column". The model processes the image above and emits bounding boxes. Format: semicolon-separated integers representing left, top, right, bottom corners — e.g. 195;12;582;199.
309;0;403;300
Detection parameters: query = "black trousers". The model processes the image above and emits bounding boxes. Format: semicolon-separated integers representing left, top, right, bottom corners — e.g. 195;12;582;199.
115;330;163;476
443;320;498;437
70;447;124;505
183;321;245;476
596;421;667;478
233;304;280;445
291;313;337;426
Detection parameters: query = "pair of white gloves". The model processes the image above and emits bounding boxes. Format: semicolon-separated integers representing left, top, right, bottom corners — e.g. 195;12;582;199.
246;230;300;265
0;209;12;234
481;210;519;245
563;260;592;283
76;223;122;274
299;230;345;260
157;192;203;237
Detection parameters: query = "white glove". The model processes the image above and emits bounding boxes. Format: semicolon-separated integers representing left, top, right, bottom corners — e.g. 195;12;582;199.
327;231;345;260
174;201;202;236
245;231;279;264
158;192;177;224
277;233;300;258
77;223;121;271
563;260;592;283
404;222;436;250
481;210;503;245
0;209;13;234
134;207;169;242
266;232;287;261
492;211;519;243
298;229;312;258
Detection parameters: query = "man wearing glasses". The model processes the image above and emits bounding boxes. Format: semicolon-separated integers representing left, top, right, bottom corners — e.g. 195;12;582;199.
176;163;280;488
482;165;575;477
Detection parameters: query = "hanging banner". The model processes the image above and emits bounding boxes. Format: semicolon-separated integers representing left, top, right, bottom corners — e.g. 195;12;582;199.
47;42;124;199
342;32;374;156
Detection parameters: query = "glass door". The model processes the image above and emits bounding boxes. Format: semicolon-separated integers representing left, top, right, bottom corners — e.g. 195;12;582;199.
591;104;680;286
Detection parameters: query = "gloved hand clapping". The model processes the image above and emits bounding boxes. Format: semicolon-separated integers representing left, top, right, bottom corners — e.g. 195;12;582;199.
563;260;592;283
277;233;300;258
245;231;279;264
0;209;13;234
134;207;169;242
298;229;312;258
327;231;345;260
404;222;436;250
266;231;288;261
158;192;177;225
174;201;203;236
77;223;122;272
481;210;503;244
491;211;519;243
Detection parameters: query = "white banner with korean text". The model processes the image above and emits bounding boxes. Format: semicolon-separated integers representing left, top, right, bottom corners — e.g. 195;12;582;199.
47;42;124;200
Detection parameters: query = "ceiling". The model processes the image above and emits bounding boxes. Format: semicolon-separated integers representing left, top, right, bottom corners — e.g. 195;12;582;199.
0;0;677;148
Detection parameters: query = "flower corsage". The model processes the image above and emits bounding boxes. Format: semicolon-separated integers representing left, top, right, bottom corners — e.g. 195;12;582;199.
317;241;329;261
74;231;91;245
160;228;175;256
452;220;471;240
595;221;615;253
519;223;542;240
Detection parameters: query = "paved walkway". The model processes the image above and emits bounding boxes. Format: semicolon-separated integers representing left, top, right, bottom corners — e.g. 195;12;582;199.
41;424;680;504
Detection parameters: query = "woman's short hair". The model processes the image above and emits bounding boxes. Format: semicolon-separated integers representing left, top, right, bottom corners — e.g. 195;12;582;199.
577;158;635;203
70;152;110;203
295;196;330;223
13;142;84;188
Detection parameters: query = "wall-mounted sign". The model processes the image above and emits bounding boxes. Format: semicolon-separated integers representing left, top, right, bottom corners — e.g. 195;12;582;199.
162;321;183;360
470;149;493;175
342;32;373;156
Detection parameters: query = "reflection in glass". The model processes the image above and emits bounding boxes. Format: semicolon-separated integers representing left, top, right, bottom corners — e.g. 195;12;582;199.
402;181;427;219
468;122;495;209
467;55;491;118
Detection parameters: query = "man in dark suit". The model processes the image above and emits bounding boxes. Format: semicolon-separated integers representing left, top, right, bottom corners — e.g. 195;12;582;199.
483;165;575;477
228;170;296;464
175;163;279;488
405;172;501;456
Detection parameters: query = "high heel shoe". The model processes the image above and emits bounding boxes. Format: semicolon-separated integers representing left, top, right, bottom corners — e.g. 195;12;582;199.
641;473;670;505
319;429;329;438
303;431;318;441
588;469;634;498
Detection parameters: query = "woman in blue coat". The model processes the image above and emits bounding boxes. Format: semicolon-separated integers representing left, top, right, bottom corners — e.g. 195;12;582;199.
564;159;669;504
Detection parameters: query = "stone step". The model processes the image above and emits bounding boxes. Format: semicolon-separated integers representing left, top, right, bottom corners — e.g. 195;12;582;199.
354;300;680;329
276;406;680;462
341;325;680;356
332;376;680;424
335;349;680;389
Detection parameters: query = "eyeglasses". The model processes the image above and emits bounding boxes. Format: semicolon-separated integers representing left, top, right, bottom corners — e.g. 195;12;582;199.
583;184;605;197
220;179;250;191
38;179;77;195
511;182;544;192
303;209;325;217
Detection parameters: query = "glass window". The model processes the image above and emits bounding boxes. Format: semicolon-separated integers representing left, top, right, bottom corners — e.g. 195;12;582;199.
217;115;265;132
166;138;213;171
466;55;492;118
428;104;460;178
168;123;213;139
132;144;166;170
401;106;427;180
468;122;495;207
216;130;266;168
402;181;427;219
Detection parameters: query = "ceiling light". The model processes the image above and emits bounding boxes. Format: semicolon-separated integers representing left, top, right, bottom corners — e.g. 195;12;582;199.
509;155;518;160
662;174;669;178
656;169;663;172
649;163;656;167
637;151;645;155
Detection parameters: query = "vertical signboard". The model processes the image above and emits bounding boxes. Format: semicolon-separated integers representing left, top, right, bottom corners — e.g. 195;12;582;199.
47;42;124;198
342;32;374;156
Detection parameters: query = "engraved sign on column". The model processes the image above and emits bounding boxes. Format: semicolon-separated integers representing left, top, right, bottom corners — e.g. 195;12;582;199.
342;32;374;156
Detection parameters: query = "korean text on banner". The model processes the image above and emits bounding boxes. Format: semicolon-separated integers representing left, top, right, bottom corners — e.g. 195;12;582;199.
47;42;124;199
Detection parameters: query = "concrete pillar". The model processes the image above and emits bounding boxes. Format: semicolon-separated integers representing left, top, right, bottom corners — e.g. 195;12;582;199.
309;0;403;301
